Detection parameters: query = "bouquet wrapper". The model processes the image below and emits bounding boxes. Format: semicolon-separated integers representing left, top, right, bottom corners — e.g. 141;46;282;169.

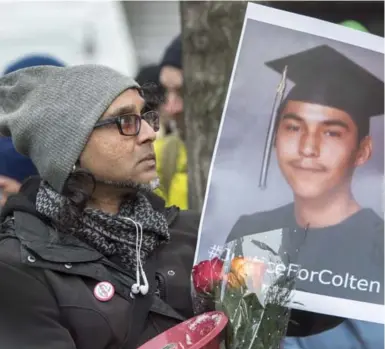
192;237;295;349
138;311;228;349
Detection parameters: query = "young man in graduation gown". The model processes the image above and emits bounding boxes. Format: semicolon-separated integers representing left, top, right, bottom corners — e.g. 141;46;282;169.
226;45;384;348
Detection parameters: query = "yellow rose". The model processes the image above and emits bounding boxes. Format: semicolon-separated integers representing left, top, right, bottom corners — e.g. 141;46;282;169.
225;257;266;290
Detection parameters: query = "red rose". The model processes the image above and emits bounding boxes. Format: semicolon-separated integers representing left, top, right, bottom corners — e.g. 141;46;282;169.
192;257;224;294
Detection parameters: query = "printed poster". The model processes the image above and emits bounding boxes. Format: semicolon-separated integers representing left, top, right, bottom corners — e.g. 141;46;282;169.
194;3;384;347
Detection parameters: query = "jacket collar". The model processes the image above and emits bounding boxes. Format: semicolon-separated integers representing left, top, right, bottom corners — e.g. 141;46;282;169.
14;211;103;263
1;175;171;222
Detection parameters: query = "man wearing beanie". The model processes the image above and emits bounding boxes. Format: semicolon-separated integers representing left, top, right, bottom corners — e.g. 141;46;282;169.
158;35;189;210
0;64;200;348
0;54;65;208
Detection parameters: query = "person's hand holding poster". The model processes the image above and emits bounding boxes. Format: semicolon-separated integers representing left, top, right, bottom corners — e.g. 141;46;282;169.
192;3;384;349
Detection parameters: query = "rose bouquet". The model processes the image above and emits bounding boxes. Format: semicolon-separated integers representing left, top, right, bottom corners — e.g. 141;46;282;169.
191;242;296;349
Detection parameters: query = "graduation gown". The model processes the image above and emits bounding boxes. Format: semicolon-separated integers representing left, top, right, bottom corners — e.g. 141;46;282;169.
227;203;384;305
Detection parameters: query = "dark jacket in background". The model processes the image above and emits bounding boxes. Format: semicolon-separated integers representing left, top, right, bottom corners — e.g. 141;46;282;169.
0;137;38;183
0;177;200;349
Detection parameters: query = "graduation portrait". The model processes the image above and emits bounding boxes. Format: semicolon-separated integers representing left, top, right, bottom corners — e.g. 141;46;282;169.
194;3;384;326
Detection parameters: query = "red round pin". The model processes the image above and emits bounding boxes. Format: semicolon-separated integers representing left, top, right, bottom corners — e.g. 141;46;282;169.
94;281;115;302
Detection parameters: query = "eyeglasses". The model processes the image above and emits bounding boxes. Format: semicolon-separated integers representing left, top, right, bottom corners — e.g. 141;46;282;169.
93;111;159;136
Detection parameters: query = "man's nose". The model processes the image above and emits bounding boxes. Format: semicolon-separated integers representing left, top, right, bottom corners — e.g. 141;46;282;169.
299;131;320;157
137;119;156;143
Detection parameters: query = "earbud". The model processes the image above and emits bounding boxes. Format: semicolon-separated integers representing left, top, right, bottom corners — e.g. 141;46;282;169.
131;268;149;295
131;282;148;296
131;283;141;295
139;270;149;295
139;284;149;295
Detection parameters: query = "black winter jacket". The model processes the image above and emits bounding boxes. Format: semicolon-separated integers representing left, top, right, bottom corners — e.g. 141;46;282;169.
0;178;200;349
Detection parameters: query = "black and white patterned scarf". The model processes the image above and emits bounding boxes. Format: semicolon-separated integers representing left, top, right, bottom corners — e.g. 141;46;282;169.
35;181;170;272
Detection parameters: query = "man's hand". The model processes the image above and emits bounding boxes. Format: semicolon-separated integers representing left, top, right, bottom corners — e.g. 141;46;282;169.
0;176;22;206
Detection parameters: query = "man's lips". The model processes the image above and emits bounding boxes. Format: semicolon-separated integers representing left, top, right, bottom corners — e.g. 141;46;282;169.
289;161;326;172
138;154;156;164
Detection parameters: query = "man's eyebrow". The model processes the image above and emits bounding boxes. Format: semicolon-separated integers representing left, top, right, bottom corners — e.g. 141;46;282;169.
281;113;350;130
322;120;350;130
105;105;137;119
281;113;302;122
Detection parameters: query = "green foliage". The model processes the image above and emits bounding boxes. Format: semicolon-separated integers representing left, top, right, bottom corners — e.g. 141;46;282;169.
213;274;294;349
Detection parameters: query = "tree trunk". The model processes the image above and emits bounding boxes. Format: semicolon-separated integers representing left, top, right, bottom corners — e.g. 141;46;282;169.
180;0;247;211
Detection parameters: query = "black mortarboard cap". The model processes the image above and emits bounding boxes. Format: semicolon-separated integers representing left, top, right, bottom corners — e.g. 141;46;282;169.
265;45;384;136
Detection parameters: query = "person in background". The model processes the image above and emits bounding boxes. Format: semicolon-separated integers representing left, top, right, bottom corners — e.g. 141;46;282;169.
135;64;168;137
0;63;200;348
0;54;65;206
158;35;189;210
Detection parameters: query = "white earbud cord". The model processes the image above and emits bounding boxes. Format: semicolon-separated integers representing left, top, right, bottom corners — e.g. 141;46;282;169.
123;217;148;296
135;219;141;291
137;222;149;294
136;221;149;295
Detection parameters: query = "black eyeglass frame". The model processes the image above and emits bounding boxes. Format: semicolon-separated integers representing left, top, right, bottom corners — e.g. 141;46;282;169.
93;111;159;136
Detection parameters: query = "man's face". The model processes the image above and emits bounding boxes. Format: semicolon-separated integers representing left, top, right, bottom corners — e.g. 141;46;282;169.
79;88;158;187
275;100;372;200
159;66;184;120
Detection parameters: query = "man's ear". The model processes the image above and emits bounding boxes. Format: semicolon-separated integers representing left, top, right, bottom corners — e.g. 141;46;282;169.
354;135;373;167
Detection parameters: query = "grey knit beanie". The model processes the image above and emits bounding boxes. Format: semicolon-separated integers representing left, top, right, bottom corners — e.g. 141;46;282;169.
0;65;139;193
